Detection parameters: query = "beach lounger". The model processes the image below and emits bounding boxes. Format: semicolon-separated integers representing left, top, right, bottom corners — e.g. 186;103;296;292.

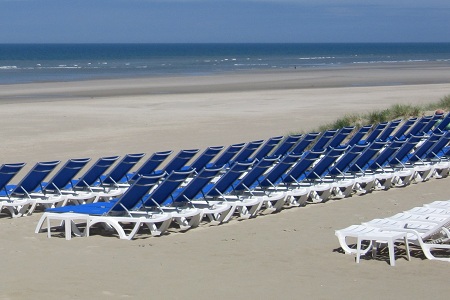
345;125;372;146
230;139;264;164
187;146;224;172
126;150;173;183
336;217;450;262
209;143;245;168
0;160;61;217
251;136;283;161
271;134;303;158
36;174;172;240
171;166;233;225
328;126;355;148
63;156;120;204
201;161;264;221
133;169;203;231
289;132;320;155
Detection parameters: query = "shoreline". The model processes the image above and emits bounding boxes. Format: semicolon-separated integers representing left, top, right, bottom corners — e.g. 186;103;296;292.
2;62;450;102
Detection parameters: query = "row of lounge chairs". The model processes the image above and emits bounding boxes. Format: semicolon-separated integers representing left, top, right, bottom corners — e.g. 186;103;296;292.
0;112;449;240
335;199;450;264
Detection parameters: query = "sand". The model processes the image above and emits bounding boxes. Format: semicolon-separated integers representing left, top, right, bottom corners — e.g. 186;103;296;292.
1;63;450;299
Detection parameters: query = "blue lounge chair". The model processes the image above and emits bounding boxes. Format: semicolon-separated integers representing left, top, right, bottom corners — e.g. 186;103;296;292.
289;132;320;154
391;117;417;140
378;119;401;142
398;132;446;182
65;156;120;204
100;153;145;186
405;115;433;137
281;149;325;187
157;149;199;174
171;166;232;224
421;114;443;134
40;158;91;195
346;140;388;193
210;143;245;168
328;127;355;148
345;125;372;146
127;150;173;182
201;161;263;220
0;162;26;195
258;153;303;190
36;174;172;240
0;160;60;217
312;129;338;151
299;146;350;203
134;169;203;230
433;112;450;133
231;139;264;164
271;134;303;157
187;146;224;171
362;121;389;144
251;136;283;161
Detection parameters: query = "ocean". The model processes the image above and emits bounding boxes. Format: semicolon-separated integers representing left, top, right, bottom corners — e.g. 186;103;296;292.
1;43;450;85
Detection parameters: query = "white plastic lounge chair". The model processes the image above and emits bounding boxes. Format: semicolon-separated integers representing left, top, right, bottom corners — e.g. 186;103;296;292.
36;174;173;240
171;166;233;225
0;160;62;217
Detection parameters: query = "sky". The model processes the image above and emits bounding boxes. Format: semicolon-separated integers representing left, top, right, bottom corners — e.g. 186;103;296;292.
1;0;449;43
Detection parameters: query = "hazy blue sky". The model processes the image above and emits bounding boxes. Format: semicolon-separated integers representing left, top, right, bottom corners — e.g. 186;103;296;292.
1;0;449;43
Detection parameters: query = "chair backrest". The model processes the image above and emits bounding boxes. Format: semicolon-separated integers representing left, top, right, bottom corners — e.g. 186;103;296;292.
388;134;424;166
42;158;91;193
10;160;60;197
189;146;224;171
101;153;145;186
328;127;355;148
378;119;401;141
367;139;405;170
421;114;442;134
434;112;450;132
173;166;224;203
232;140;264;163
271;135;303;157
346;125;372;146
0;163;26;192
251;136;283;161
304;146;349;180
259;153;303;188
405;115;432;137
141;169;196;207
425;130;450;159
205;161;254;198
328;142;369;176
72;156;119;190
108;174;164;215
348;140;387;172
130;150;173;181
282;149;325;184
364;121;388;143
211;143;245;167
312;129;338;151
233;156;279;193
161;149;199;174
392;117;417;140
406;132;444;163
290;132;320;154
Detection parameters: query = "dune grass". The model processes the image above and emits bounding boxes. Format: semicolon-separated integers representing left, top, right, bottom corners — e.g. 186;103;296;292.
313;95;450;132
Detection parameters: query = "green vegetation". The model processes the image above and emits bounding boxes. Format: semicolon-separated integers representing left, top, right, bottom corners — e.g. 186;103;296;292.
314;95;450;132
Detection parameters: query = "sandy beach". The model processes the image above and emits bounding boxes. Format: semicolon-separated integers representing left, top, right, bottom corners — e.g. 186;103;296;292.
1;63;450;299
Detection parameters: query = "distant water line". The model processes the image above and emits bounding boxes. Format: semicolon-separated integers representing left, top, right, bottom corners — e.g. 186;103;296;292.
1;43;450;84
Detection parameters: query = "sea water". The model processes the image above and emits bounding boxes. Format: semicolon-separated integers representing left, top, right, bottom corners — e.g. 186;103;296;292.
1;43;450;84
